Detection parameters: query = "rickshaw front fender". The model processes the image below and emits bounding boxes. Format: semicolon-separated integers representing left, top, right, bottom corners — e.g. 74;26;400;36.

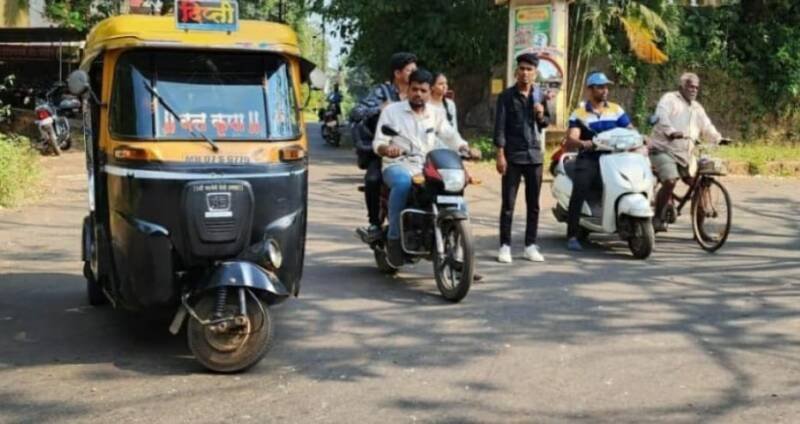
196;261;291;302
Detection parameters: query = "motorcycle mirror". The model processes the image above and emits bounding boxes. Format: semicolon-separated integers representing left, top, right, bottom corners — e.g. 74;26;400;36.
381;125;399;137
67;70;90;96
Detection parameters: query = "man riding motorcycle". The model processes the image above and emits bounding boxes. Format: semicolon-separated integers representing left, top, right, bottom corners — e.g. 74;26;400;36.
649;72;723;231
373;68;475;267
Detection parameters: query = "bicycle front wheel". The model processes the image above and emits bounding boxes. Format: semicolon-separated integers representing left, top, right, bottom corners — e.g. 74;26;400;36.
691;177;732;252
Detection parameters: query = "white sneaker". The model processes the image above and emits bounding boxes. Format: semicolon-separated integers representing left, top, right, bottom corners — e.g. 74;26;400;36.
523;244;545;262
497;245;512;263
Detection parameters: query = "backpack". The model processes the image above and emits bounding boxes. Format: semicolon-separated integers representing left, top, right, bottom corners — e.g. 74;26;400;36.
354;83;395;153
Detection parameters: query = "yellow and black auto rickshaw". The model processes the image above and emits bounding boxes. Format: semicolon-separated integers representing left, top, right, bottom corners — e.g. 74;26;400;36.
67;3;324;372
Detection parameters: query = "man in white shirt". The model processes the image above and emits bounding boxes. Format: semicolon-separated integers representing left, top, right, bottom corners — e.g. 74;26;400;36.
373;68;472;267
649;72;723;231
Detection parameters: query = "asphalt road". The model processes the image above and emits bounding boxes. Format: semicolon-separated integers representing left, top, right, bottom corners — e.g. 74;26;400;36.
1;125;799;423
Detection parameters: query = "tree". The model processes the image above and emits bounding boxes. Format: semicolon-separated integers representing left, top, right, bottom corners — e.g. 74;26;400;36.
313;0;506;82
566;0;677;115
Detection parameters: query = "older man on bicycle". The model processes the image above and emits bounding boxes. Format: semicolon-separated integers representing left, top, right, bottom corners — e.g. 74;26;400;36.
649;72;723;232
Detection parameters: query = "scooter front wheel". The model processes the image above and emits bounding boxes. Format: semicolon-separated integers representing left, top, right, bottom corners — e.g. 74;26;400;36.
627;217;655;259
187;289;273;373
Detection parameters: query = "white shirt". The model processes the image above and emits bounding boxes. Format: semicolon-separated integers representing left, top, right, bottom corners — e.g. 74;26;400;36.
649;91;722;166
373;101;467;173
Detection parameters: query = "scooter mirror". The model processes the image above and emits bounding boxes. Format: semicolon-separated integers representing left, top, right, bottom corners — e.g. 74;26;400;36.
381;125;399;137
67;70;90;96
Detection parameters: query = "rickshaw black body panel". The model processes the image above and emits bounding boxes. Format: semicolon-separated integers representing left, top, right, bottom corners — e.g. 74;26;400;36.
104;160;307;310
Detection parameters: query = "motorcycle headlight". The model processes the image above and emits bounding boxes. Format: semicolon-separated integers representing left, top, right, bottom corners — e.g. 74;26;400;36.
439;169;466;192
267;239;283;269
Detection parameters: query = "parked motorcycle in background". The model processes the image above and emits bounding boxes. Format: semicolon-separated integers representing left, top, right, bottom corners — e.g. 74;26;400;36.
320;101;341;147
33;83;76;155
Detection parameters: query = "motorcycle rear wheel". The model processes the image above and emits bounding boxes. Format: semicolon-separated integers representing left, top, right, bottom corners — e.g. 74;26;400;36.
433;220;473;302
187;290;273;373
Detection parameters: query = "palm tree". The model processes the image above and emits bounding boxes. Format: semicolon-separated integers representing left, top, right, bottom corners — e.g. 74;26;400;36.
567;0;675;109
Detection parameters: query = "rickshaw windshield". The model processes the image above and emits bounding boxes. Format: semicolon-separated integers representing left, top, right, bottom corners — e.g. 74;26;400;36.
110;50;300;141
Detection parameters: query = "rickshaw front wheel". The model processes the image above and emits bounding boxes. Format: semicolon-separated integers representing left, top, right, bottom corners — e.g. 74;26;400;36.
187;290;273;373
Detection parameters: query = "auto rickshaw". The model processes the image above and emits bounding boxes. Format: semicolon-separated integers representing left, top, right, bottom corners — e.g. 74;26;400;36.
67;6;324;372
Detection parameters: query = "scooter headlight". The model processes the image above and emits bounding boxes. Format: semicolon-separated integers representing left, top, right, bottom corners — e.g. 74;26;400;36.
439;169;466;192
267;239;283;269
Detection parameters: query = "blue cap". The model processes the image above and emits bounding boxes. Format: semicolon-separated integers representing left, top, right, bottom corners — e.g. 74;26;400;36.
586;72;613;87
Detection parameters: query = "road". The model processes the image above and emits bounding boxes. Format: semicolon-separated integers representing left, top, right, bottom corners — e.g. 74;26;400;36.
1;125;799;423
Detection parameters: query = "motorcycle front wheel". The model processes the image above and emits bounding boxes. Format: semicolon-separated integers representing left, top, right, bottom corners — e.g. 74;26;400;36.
433;220;474;302
187;289;273;373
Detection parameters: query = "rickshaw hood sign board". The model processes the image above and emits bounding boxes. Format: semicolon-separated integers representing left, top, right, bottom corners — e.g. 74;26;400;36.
176;0;239;32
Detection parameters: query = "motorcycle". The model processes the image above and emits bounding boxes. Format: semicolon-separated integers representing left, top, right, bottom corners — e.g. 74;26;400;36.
551;127;656;259
33;83;76;155
320;101;341;147
361;125;476;302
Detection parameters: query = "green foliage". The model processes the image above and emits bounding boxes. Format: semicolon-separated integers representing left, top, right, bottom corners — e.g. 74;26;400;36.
0;134;40;208
468;136;496;161
313;0;506;81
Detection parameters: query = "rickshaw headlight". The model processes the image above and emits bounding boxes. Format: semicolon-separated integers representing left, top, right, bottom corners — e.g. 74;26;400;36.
267;239;283;269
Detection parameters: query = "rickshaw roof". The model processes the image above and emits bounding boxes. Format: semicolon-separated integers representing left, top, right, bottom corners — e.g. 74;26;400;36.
82;15;301;67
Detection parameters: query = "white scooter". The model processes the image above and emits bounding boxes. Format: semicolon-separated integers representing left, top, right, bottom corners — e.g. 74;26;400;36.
551;128;656;259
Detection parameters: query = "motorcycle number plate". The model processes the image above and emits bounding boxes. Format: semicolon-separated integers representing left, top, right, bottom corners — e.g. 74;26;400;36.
325;121;337;127
38;117;54;125
437;195;464;205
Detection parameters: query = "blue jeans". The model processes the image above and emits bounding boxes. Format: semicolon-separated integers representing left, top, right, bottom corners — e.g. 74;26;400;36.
383;165;413;240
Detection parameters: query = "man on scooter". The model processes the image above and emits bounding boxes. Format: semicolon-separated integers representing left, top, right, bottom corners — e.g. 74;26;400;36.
373;69;472;267
564;72;633;251
649;72;722;231
352;52;418;243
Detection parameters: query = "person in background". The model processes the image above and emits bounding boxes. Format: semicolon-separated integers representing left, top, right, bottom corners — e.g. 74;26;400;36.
493;53;550;264
430;72;458;132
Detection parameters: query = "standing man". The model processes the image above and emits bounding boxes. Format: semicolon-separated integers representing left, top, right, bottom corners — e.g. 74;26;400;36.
649;72;723;231
352;52;418;243
564;72;632;251
494;53;550;264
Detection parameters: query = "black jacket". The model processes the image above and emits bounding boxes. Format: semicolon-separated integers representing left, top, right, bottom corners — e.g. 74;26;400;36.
493;85;550;165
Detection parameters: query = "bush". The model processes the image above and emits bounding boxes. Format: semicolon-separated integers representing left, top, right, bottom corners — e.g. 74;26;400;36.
469;135;496;161
0;134;40;207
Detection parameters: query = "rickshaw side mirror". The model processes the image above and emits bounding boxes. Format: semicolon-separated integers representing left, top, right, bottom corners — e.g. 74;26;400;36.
308;69;326;91
299;57;325;91
67;70;90;96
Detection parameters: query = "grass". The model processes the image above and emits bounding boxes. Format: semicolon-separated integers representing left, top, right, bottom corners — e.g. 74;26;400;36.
715;143;800;176
0;133;40;207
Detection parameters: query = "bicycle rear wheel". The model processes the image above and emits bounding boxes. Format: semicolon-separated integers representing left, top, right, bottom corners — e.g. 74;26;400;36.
691;177;732;252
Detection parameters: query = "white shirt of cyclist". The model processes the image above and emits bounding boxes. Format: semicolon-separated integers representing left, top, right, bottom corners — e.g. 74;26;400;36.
373;100;467;173
650;91;722;165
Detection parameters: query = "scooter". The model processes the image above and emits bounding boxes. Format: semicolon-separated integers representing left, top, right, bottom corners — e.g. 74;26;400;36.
363;125;477;302
551;127;656;259
33;83;75;155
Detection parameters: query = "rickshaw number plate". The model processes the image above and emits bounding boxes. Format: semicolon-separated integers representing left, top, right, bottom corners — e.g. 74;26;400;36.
176;0;239;32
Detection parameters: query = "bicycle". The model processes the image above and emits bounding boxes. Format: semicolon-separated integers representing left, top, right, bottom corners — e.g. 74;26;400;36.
652;141;733;253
